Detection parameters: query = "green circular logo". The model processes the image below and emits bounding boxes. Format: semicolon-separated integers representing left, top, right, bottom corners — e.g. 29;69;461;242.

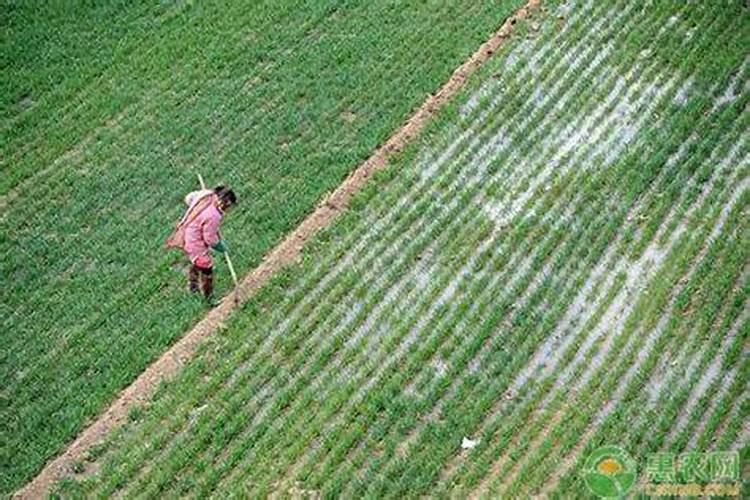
582;445;637;498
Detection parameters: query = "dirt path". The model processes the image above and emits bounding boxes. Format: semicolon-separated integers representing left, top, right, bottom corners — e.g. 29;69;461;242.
15;2;540;497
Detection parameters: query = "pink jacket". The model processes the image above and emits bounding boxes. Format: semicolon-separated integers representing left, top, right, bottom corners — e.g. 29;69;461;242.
182;190;223;263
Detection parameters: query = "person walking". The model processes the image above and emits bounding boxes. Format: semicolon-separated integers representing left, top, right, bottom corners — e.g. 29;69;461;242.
166;185;237;305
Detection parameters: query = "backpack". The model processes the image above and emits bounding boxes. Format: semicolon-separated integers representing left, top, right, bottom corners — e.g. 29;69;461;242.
164;191;215;249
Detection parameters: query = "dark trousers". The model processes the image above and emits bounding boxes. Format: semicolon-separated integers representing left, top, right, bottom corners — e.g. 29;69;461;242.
188;264;213;299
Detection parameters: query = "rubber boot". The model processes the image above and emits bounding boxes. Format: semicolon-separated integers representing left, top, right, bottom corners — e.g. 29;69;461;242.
188;265;200;294
200;268;216;306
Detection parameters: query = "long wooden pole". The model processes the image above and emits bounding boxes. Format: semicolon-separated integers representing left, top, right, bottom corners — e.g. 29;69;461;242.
198;174;240;306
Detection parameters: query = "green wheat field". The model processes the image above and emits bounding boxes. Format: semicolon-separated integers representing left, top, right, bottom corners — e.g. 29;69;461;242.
2;0;748;497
